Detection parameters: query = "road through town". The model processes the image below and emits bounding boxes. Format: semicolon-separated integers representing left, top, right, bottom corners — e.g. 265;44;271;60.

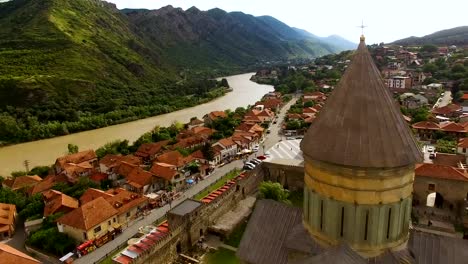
76;95;296;264
75;159;244;264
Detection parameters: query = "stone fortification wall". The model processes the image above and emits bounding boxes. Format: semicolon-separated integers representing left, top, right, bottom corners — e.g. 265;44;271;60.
129;166;263;264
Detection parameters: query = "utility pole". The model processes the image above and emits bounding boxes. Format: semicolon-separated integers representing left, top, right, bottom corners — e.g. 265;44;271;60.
24;160;30;173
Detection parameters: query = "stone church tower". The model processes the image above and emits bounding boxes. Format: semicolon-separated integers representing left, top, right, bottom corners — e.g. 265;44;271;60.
300;36;422;257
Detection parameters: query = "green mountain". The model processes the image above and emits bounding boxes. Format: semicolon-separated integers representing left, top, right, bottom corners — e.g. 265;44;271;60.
125;6;348;72
392;26;468;46
0;0;350;144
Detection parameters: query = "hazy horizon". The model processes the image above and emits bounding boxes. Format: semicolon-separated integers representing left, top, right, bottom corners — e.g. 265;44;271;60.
107;0;467;44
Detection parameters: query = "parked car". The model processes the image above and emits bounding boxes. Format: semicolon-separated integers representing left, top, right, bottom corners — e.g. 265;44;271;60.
429;153;436;159
252;145;260;152
257;155;267;160
427;146;435;153
245;162;256;167
273;121;277;124
243;165;254;170
243;163;255;170
250;159;262;165
286;136;295;140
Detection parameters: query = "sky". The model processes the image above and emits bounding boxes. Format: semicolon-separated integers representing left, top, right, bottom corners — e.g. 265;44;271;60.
107;0;467;44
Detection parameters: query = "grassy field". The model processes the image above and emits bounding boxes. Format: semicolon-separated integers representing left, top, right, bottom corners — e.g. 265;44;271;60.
202;248;239;264
193;169;241;200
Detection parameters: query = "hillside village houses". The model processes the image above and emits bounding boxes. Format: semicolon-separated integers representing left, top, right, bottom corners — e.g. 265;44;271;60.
0;203;17;241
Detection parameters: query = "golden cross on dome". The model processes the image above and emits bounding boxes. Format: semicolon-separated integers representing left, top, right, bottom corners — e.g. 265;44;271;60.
357;20;367;41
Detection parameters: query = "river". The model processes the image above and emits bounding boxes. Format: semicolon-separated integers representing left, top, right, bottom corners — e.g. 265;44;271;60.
0;72;274;176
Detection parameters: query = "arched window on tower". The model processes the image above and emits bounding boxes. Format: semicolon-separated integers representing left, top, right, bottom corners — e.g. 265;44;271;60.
364;210;369;241
320;200;324;230
340;207;345;237
387;208;392;239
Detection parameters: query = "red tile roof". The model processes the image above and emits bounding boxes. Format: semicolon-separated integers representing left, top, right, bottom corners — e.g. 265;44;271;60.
150;163;178;181
458;138;468;148
57;197;118;230
431;104;462;115
2;175;42;191
56;150;96;168
188;118;204;126
412;121;440;130
28;174;67;196
255;98;282;109
0;243;40;264
104;188;148;215
135;140;170;158
415;163;468;181
156;150;188;167
0;203;16;234
217;137;236;148
100;154;141;169
190;126;215;137
462;94;468;100
116;162;138;178
43;190;79;217
190;150;206;160
80;188;113;205
440;122;467;133
208;111;227;120
173;135;205;149
126;167;154;188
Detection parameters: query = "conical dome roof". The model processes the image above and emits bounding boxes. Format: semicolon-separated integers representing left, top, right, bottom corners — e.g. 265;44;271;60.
300;37;422;168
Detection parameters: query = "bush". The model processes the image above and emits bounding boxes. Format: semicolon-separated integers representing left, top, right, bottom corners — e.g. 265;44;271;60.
28;227;76;256
259;181;290;203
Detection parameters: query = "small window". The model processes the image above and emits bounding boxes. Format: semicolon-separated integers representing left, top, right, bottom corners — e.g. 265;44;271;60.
340;207;345;237
126;212;131;217
428;183;435;191
364;211;369;241
320;200;324;230
387;208;392;239
464;148;466;153
94;226;101;233
108;220;111;226
113;218;116;223
83;232;87;240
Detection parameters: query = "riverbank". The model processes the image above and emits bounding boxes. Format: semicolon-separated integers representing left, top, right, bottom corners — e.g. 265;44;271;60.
0;73;274;176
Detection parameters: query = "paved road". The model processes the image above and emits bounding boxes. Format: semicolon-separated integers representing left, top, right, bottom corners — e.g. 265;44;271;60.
75;96;296;264
262;96;299;152
74;160;244;264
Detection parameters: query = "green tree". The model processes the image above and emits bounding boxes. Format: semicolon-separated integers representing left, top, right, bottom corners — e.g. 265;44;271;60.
452;64;466;74
96;140;130;159
420;44;438;53
423;63;438;74
220;78;229;88
29;166;51;178
412;108;429;123
201;143;214;161
304;101;315;107
187;162;200;174
11;171;27;177
67;144;79;154
286;120;302;130
19;194;44;220
259;181;290;203
0;188;27;209
28;227;76;256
